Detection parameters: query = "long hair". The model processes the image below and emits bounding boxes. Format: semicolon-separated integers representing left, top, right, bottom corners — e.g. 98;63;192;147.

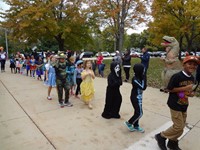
83;60;92;69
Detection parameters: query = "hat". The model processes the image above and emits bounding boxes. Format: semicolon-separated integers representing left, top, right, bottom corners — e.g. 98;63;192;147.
76;60;83;65
183;56;199;64
58;53;66;59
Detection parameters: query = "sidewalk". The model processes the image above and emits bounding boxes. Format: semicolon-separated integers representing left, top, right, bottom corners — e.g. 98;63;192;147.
0;69;200;150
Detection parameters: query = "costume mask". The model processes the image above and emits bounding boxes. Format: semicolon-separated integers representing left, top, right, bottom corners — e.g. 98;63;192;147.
114;64;120;77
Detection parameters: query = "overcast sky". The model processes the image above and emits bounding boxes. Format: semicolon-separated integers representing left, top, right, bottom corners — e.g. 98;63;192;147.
0;0;10;11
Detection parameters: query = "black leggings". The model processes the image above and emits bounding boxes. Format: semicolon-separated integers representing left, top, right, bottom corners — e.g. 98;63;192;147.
0;59;6;71
75;78;82;95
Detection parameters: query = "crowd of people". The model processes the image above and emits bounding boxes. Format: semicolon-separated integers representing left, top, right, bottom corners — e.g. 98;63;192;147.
1;45;200;150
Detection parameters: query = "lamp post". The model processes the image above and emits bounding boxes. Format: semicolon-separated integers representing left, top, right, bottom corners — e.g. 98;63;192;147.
4;29;9;57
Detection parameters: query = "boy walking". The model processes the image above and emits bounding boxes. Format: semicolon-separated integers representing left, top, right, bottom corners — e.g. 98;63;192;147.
155;56;199;150
53;53;73;108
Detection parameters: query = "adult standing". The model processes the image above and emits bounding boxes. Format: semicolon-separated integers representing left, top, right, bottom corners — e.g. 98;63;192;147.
113;50;122;64
96;52;104;77
122;50;131;82
0;46;7;72
140;47;150;74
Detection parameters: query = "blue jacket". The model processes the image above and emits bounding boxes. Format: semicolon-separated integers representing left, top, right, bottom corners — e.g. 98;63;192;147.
140;52;150;69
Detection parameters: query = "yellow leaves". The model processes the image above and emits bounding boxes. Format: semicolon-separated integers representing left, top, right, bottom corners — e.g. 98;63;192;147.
64;27;71;33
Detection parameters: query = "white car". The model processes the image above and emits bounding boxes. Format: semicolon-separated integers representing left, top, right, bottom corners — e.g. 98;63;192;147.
130;51;142;57
196;52;200;56
110;52;116;57
96;51;110;57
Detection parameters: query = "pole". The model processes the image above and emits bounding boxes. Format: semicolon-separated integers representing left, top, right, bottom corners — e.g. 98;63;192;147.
5;29;8;57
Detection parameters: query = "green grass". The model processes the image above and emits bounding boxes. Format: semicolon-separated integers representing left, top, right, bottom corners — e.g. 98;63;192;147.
101;57;200;97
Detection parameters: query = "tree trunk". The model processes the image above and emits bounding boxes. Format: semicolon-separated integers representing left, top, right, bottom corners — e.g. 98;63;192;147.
54;33;64;51
185;33;193;53
115;33;120;51
118;26;124;52
179;35;183;60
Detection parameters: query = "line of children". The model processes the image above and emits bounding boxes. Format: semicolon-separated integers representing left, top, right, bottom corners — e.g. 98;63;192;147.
7;50;200;150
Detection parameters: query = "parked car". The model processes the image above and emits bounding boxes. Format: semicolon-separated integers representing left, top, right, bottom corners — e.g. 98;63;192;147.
153;51;163;57
96;51;110;57
110;52;116;57
196;52;200;56
130;51;142;57
80;51;94;58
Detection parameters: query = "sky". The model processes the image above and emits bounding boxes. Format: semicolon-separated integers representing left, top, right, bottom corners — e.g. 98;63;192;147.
0;0;9;11
0;0;147;34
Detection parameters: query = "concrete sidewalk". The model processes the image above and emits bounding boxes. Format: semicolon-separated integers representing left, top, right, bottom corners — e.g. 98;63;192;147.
0;69;200;150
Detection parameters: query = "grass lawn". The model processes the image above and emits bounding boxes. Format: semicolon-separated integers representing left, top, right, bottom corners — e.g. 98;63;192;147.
99;57;200;97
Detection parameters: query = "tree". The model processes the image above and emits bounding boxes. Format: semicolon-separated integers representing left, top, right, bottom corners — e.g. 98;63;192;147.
88;0;152;52
148;0;200;53
0;0;92;51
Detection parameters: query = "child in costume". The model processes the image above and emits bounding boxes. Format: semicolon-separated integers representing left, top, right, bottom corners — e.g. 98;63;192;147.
19;57;25;75
25;56;31;76
155;56;199;150
124;63;147;133
80;60;95;109
10;56;16;73
36;56;44;80
46;55;56;100
66;56;76;95
102;61;122;119
53;53;73;107
15;54;21;74
30;55;36;77
74;60;83;99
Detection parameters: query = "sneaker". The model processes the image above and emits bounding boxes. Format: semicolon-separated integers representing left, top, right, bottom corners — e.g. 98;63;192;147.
167;140;182;150
58;103;64;108
47;96;52;100
155;133;167;150
134;126;145;133
124;121;136;132
63;101;73;107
